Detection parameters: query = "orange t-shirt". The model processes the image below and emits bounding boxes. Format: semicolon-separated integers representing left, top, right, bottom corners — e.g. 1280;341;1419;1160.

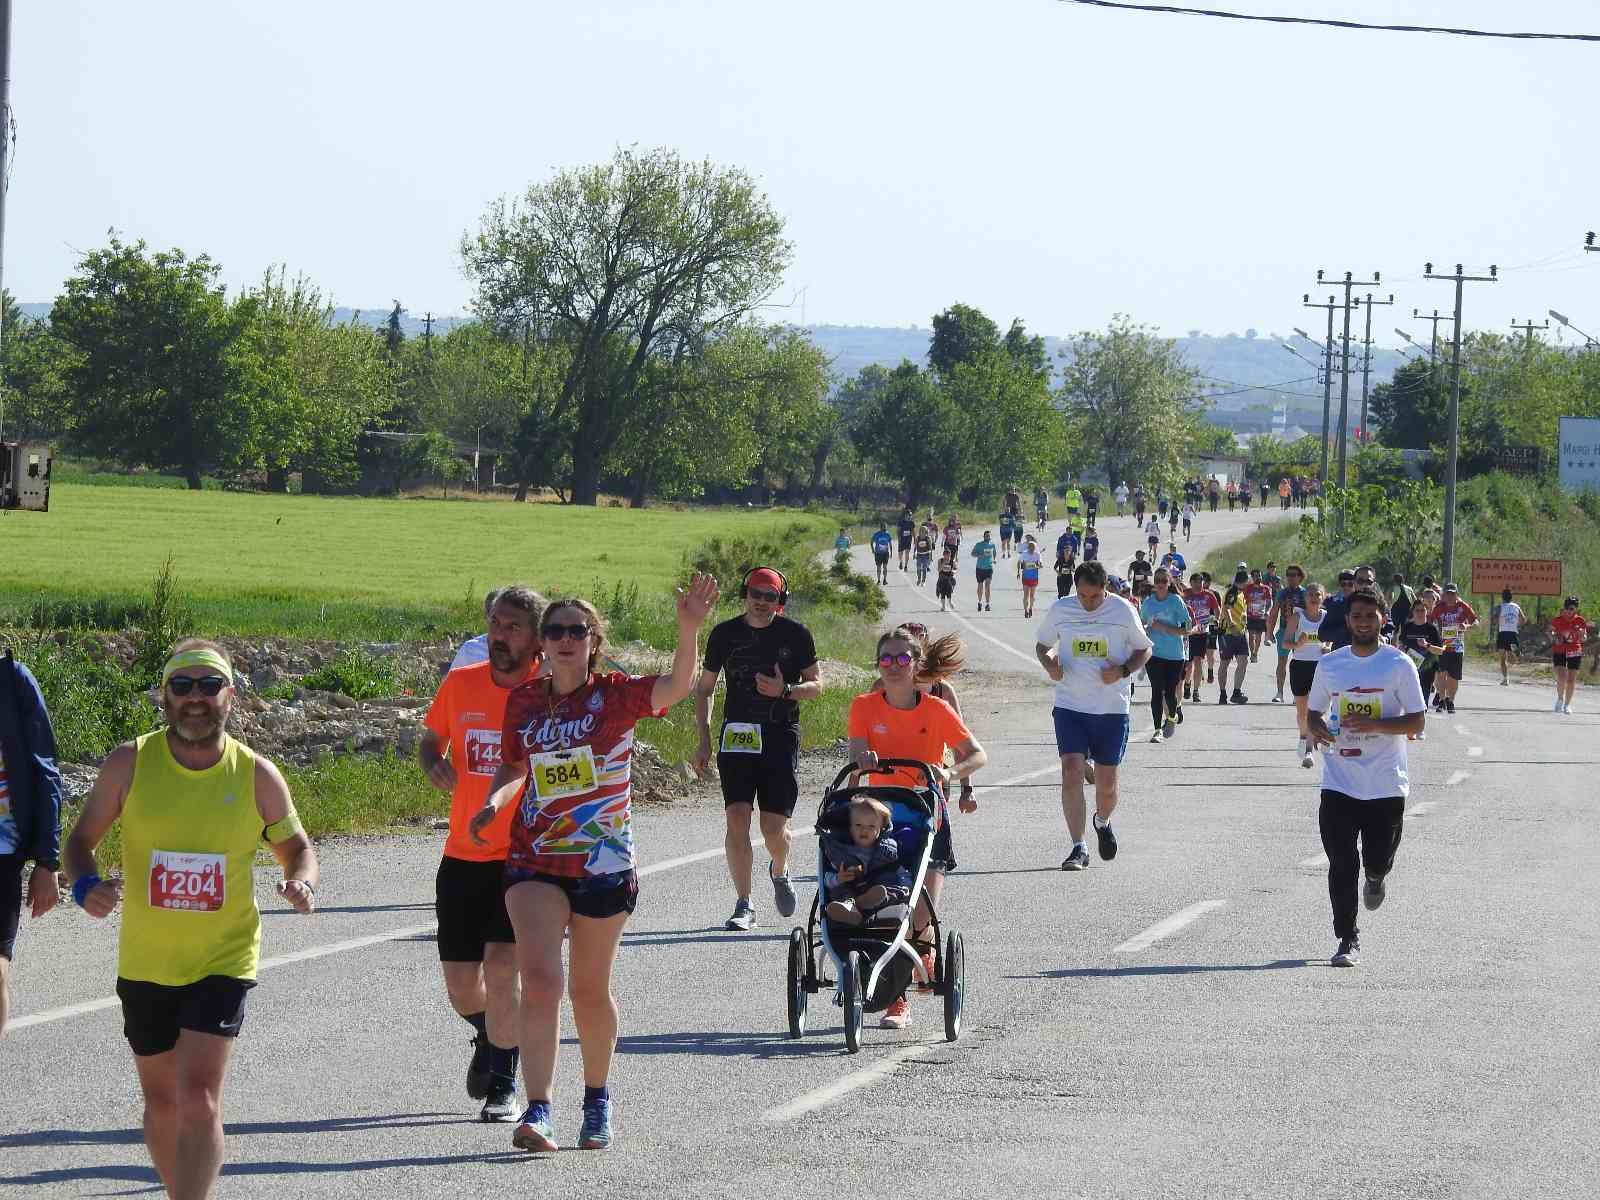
423;659;538;861
847;690;973;789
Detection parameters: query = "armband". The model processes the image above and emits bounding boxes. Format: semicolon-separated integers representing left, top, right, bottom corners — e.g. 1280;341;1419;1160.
264;810;306;843
73;874;103;907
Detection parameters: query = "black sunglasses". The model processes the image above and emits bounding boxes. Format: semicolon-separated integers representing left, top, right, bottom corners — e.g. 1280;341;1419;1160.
167;675;229;697
540;623;591;642
747;587;781;603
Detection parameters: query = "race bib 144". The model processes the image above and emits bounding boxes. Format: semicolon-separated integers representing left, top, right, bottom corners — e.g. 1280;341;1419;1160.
149;849;225;912
464;728;502;776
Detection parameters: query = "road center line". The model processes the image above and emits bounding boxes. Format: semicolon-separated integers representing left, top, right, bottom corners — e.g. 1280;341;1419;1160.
1467;746;1483;758
906;575;1041;669
1299;853;1329;868
760;1041;939;1122
1407;800;1437;816
1113;899;1226;953
1445;770;1472;786
1452;724;1470;736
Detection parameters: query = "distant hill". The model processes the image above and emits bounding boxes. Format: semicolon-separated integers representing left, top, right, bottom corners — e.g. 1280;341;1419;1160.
16;301;466;339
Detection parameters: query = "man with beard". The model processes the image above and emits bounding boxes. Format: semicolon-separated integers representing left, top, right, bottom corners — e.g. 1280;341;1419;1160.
66;640;319;1200
420;585;544;1121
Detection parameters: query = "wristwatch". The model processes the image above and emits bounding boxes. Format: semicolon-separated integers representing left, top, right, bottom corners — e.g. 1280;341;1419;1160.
782;682;793;700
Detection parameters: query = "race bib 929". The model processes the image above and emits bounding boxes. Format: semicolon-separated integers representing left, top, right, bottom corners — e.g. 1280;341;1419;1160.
1339;695;1383;723
149;850;225;912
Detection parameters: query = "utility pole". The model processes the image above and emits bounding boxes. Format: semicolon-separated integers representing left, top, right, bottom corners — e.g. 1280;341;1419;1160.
1510;317;1548;346
1423;262;1497;585
1585;231;1596;253
1301;295;1340;483
1411;307;1453;363
1313;269;1381;492
421;311;435;357
1354;292;1394;447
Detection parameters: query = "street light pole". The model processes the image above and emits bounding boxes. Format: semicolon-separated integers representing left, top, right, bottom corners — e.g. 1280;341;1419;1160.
1299;299;1340;484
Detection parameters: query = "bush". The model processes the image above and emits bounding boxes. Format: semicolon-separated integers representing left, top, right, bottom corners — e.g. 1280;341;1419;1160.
300;649;401;700
685;524;886;621
15;638;158;762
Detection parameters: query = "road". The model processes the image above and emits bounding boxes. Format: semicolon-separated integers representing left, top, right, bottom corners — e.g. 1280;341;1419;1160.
5;499;1598;1198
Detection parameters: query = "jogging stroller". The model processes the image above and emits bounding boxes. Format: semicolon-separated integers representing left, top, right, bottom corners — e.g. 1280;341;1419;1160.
784;760;965;1053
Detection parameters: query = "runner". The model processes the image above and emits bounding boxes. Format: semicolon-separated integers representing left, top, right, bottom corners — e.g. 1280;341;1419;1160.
0;648;62;1038
1271;565;1308;703
1208;477;1221;513
851;628;986;1028
421;584;544;1121
1284;582;1328;764
1180;500;1196;542
1139;567;1191;742
1397;597;1444;731
1160;541;1186;579
935;549;958;611
1226;479;1238;511
1081;527;1100;564
942;513;963;556
1064;482;1083;527
1127;550;1152;591
694;568;822;934
871;522;893;585
1132;485;1147;525
971;529;997;612
1053;537;1076;599
1305;587;1428;967
1493;588;1523;685
1182;571;1216;705
913;523;935;586
1083;484;1100;530
1550;596;1589;714
472;574;719;1152
1243;568;1275;663
1319;569;1358;652
1385;573;1417;641
1240;480;1253;512
833;526;851;566
998;509;1015;559
1217;569;1251;704
1036;561;1154;867
1278;476;1291;510
1114;481;1129;517
452;588;502;670
65;639;319;1194
1428;583;1478;714
1144;515;1161;557
1167;497;1181;540
1034;485;1049;530
1017;533;1043;618
1003;487;1022;522
897;507;916;573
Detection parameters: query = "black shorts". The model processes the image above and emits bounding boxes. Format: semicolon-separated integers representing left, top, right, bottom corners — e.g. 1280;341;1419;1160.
505;869;638;920
874;552;890;565
1188;634;1208;659
116;975;256;1057
0;853;23;961
1289;658;1319;697
1247;617;1267;634
898;534;912;551
1439;650;1464;680
1220;633;1249;660
1554;653;1582;669
1206;629;1221;651
436;855;515;962
718;723;800;817
930;817;957;873
1496;631;1520;652
1000;531;1013;542
976;567;993;583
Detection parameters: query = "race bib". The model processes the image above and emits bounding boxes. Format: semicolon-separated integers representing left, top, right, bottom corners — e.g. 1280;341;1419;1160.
1339;694;1384;723
529;746;598;801
1442;625;1462;646
1069;636;1109;659
720;722;764;755
149;850;225;912
464;728;502;776
1248;600;1269;618
1404;646;1426;668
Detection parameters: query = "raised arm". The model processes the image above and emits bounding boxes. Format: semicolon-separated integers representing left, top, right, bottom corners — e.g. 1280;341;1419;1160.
651;574;720;712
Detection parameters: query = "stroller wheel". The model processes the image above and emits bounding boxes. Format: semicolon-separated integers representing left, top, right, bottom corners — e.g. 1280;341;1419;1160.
842;950;865;1054
786;927;809;1039
943;931;965;1043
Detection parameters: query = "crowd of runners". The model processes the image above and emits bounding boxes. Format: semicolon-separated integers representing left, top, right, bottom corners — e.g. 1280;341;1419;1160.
0;479;1594;1186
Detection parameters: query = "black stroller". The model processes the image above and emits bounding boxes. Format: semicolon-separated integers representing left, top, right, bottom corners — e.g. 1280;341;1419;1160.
784;760;965;1053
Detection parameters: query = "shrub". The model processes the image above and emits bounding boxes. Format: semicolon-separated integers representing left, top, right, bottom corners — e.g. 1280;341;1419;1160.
300;649;400;700
13;638;158;762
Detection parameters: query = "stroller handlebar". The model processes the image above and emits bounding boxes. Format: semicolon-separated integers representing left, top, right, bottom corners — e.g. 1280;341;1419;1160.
826;758;942;794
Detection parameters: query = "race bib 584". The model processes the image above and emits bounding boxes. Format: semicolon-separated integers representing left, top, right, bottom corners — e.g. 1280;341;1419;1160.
529;746;598;801
149;850;225;912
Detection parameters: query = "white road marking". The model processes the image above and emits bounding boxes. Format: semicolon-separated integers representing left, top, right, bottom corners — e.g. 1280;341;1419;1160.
974;764;1062;790
1113;899;1227;953
906;576;1042;669
1445;771;1472;787
1467;746;1483;758
1452;724;1470;736
1407;801;1437;816
1299;853;1329;868
761;1041;939;1122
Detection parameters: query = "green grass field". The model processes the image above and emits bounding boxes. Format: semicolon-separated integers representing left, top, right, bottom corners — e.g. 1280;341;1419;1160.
3;484;840;639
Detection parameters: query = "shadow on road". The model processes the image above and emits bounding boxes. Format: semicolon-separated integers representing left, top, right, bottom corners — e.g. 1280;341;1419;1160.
0;1112;465;1152
1015;959;1315;980
261;902;435;917
623;929;787;946
614;1030;842;1060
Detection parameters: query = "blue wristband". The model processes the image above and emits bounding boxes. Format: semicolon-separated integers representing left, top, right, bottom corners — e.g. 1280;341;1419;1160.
72;874;102;908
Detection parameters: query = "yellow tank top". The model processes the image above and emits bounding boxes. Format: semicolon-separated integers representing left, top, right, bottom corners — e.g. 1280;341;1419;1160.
118;731;263;985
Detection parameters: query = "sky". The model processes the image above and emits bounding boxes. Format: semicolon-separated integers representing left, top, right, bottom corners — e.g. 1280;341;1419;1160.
8;0;1600;349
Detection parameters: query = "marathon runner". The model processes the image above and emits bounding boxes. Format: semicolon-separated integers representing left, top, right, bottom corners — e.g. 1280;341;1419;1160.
1243;568;1275;663
943;513;963;556
1144;515;1161;557
998;509;1015;559
694;568;822;933
66;640;319;1194
1141;568;1190;741
1319;569;1358;651
1258;479;1270;508
1305;587;1427;967
1493;588;1523;685
1128;550;1152;591
1167;497;1181;540
1550;596;1589;714
1428;583;1478;714
1114;481;1128;517
1271;564;1308;703
1064;483;1083;526
1278;476;1292;510
935;549;958;610
971;529;997;612
0;648;62;1037
1397;597;1444;728
1081;527;1100;563
1159;541;1186;579
833;527;851;566
421;585;544;1121
1083;485;1100;530
1036;561;1154;867
1003;487;1023;522
1180;500;1196;542
1016;534;1043;617
913;523;935;586
473;575;719;1152
871;522;893;585
1182;572;1216;705
1034;485;1050;530
1216;569;1251;704
1240;480;1253;512
1132;485;1147;525
897;507;916;573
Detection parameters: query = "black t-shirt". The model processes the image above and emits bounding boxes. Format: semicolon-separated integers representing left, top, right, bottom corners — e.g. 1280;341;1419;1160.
1400;621;1441;667
898;514;915;538
1129;559;1152;584
702;614;818;726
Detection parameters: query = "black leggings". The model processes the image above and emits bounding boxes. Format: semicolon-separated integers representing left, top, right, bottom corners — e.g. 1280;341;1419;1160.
1145;656;1184;727
1318;790;1404;940
1418;667;1436;705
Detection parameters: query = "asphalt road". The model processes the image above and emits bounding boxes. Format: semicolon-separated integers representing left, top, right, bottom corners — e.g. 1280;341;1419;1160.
6;499;1598;1198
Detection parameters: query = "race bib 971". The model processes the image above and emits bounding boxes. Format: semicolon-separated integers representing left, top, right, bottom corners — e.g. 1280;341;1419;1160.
149;850;225;912
1070;636;1109;659
720;722;764;754
529;746;598;801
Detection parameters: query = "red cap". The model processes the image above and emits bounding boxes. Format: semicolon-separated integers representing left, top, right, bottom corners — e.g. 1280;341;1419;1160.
747;568;785;605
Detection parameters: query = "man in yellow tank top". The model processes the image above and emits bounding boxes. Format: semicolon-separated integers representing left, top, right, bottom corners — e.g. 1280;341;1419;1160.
66;639;319;1200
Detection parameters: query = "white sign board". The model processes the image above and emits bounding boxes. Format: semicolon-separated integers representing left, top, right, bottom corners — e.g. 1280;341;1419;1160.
1558;417;1600;492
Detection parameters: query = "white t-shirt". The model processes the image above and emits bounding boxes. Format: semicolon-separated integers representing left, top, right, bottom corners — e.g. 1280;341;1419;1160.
1306;645;1426;800
1035;594;1154;716
1496;602;1524;634
1291;607;1326;662
1017;546;1042;571
1144;518;1161;540
1114;486;1128;504
450;634;489;671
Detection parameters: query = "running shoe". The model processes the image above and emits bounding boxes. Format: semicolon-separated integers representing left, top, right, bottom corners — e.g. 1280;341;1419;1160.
1273;693;1284;704
512;1102;558;1152
481;1079;520;1123
1555;700;1565;713
1362;874;1387;911
1445;698;1456;714
1331;936;1361;968
1217;691;1228;705
1083;760;1097;785
1061;844;1091;871
1183;684;1192;700
578;1097;614;1150
1500;678;1509;686
916;948;937;991
1207;668;1214;684
1163;718;1176;739
880;995;911;1029
1149;729;1164;744
770;864;797;919
1191;691;1202;704
1231;690;1248;705
1301;743;1315;769
1563;702;1573;714
466;1033;492;1100
725;897;756;931
1094;818;1118;862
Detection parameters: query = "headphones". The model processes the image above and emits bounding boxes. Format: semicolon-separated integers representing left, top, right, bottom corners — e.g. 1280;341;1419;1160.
739;565;789;607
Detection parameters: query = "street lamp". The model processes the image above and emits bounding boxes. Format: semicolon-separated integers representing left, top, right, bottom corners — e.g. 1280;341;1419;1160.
1549;309;1599;348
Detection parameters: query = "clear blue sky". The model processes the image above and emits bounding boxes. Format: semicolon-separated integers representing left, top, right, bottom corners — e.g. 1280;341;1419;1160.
10;1;1599;347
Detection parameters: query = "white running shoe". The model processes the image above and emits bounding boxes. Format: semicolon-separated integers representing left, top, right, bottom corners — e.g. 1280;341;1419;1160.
1300;742;1315;769
1563;702;1573;714
1555;700;1565;713
1149;730;1163;744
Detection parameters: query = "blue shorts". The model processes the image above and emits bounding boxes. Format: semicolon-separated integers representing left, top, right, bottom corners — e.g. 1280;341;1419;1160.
1052;707;1131;767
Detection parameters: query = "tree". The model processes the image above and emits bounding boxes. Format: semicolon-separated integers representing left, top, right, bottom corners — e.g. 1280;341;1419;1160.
51;237;263;488
1190;422;1238;457
942;350;1071;499
461;147;791;504
0;291;71;439
928;303;1000;379
849;362;967;509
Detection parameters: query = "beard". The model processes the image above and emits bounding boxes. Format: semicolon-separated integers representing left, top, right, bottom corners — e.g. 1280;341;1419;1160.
166;701;226;744
1350;627;1381;648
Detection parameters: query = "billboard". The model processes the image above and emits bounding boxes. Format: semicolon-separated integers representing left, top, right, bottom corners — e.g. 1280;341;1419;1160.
1558;416;1600;492
1469;558;1563;597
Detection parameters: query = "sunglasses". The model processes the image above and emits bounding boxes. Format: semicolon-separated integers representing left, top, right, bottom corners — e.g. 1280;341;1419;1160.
747;588;781;603
540;623;591;642
167;675;229;697
877;651;915;668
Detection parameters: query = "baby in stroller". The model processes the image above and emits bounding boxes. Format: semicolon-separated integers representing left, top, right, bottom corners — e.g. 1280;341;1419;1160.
823;797;911;926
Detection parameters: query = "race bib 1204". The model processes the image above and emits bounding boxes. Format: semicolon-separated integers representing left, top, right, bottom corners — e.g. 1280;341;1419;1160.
720;722;764;755
529;746;598;802
149;849;225;912
1070;636;1109;659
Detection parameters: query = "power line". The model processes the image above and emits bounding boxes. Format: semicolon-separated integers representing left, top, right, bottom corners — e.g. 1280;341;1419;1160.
1057;0;1600;43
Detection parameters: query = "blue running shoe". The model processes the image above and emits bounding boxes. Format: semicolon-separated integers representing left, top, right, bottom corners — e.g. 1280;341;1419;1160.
578;1097;614;1150
512;1101;557;1153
